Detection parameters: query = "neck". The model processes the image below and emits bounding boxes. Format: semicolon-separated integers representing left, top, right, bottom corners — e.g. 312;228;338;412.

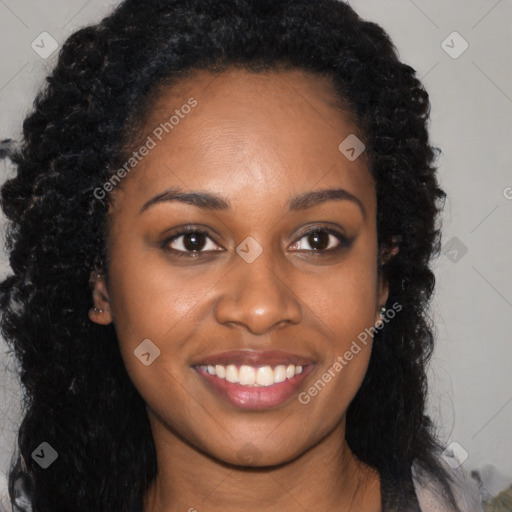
143;413;381;512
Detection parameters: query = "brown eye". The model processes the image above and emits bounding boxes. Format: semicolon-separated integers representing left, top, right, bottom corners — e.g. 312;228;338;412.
305;231;330;251
163;228;223;256
289;227;350;253
181;232;207;251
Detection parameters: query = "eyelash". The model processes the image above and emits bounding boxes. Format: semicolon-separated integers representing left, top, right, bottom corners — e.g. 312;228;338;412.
161;225;351;258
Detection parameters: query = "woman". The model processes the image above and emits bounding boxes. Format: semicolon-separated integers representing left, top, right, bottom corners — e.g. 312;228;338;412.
0;0;482;510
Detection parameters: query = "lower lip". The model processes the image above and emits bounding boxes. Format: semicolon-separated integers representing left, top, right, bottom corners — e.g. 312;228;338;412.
194;365;315;410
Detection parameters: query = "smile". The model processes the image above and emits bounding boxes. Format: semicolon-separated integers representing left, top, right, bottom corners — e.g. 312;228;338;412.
194;363;314;410
199;363;304;386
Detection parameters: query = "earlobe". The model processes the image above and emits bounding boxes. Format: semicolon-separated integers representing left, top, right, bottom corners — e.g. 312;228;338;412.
88;271;113;325
375;236;400;325
375;277;389;326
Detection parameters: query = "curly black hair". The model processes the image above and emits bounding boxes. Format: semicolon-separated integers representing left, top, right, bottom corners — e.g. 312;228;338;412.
1;0;459;510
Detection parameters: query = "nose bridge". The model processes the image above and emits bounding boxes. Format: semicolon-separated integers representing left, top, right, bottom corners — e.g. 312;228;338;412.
214;244;302;334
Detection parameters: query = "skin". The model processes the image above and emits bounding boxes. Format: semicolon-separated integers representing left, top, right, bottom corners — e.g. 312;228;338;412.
89;68;397;512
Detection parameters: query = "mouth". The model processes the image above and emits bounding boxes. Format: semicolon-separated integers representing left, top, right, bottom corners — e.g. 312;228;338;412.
192;350;315;410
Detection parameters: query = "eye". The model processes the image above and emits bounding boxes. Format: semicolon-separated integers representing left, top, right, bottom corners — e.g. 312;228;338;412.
161;225;350;258
289;227;350;253
162;228;223;257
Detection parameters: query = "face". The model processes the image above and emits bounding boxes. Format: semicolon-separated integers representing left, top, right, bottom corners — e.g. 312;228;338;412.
90;68;389;467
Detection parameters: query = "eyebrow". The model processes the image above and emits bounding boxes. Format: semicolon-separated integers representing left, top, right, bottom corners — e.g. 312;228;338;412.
139;186;365;217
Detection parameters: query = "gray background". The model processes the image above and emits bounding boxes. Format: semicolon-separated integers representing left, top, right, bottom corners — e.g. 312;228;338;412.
1;0;511;502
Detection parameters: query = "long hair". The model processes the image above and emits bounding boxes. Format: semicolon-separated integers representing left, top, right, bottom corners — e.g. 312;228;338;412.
1;1;458;510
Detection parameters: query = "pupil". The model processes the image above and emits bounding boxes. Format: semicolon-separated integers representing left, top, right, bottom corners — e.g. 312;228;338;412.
309;231;329;250
183;232;206;251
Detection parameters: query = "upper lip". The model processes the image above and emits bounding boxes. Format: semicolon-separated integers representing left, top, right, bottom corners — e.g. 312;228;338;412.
193;350;315;367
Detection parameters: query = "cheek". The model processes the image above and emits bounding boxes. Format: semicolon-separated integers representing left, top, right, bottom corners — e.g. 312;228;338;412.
107;244;210;341
303;249;379;341
106;264;202;426
294;248;379;412
105;241;229;405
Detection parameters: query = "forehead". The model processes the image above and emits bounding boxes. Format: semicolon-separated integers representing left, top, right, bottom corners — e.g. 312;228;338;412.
114;67;375;214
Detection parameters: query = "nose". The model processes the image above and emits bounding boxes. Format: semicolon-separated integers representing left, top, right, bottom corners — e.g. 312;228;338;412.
214;251;303;335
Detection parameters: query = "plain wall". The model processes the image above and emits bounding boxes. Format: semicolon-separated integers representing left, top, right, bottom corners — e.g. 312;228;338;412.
1;0;511;499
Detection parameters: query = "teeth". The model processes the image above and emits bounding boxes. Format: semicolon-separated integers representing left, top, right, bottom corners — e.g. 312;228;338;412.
215;364;226;378
256;366;274;386
239;365;256;385
225;364;238;383
199;363;306;387
274;365;287;383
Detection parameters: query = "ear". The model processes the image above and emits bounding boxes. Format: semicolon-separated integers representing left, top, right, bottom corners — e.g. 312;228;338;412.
375;236;400;325
375;273;390;327
88;270;113;325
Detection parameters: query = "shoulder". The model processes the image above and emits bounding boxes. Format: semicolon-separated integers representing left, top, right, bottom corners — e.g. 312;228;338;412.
411;459;484;512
